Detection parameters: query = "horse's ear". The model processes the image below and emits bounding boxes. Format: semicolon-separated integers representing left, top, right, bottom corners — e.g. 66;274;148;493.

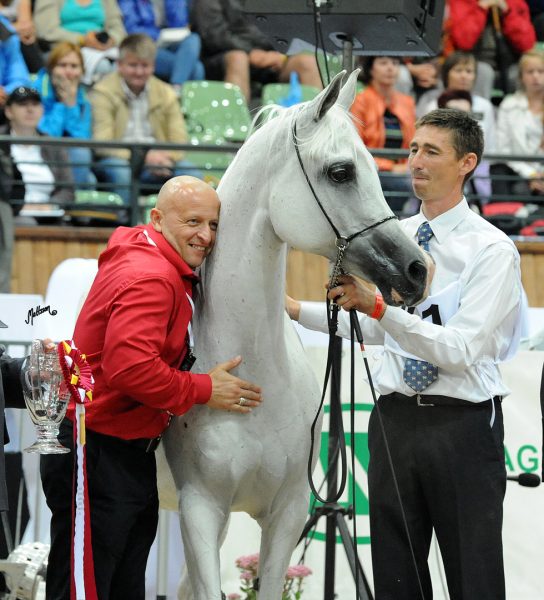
336;69;360;111
298;70;345;128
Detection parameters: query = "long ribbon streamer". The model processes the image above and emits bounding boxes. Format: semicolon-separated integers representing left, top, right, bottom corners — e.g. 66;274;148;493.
58;340;97;600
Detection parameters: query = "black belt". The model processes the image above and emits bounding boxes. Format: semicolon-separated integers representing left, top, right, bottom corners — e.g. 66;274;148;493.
124;435;162;453
381;392;502;408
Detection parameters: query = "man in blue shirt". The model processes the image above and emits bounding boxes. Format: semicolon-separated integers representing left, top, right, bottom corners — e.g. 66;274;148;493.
0;16;30;111
0;16;30;292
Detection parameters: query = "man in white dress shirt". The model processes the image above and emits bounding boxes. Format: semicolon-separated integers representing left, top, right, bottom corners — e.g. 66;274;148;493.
287;109;524;600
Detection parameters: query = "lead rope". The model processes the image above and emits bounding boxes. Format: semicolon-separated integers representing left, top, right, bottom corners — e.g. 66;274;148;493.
293;115;425;598
307;239;350;504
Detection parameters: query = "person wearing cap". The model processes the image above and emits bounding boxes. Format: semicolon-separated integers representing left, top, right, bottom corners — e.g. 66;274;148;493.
0;86;74;288
0;86;74;210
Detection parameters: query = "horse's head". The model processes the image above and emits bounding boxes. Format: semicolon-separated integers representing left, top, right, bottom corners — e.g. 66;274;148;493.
262;70;428;307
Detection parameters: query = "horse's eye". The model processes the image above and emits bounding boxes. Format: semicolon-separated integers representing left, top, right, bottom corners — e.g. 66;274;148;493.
327;162;355;183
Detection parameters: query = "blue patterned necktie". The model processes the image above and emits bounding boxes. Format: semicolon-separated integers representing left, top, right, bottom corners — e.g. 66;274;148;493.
402;221;438;393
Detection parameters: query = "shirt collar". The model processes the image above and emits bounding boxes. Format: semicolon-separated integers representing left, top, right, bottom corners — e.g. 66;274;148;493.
412;197;470;244
120;77;148;101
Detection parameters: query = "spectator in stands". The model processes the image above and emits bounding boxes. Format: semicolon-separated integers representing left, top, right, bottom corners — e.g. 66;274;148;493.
437;88;492;208
32;41;96;186
445;0;536;96
351;56;416;215
526;0;544;41
396;57;441;101
192;0;322;101
90;34;194;205
417;52;496;153
494;49;544;197
0;86;74;213
0;0;43;73
0;14;30;113
118;0;204;92
34;0;126;85
0;15;30;293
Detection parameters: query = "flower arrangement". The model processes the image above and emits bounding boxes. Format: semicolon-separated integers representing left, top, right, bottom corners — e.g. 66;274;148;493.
227;553;313;600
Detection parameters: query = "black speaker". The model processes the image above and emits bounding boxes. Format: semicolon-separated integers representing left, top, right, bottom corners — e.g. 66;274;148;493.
240;0;445;56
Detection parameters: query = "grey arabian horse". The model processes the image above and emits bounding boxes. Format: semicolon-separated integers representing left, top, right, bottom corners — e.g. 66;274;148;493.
163;70;428;599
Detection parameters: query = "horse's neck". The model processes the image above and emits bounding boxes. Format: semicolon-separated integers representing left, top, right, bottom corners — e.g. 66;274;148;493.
198;159;288;353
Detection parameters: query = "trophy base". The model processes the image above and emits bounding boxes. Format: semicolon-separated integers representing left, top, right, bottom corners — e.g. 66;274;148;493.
24;441;70;455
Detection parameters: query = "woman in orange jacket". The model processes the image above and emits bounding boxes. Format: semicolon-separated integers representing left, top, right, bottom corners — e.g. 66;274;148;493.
351;56;416;214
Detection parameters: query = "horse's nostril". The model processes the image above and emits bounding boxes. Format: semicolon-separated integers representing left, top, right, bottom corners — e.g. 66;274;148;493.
407;260;427;284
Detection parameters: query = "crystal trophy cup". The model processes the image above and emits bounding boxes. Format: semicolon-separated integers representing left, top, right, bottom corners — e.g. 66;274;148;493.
21;340;71;454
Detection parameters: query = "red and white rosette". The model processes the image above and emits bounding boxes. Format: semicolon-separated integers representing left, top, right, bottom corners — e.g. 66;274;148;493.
58;340;98;600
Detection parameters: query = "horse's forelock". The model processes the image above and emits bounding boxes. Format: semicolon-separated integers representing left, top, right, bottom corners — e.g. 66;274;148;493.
296;105;360;164
247;102;361;170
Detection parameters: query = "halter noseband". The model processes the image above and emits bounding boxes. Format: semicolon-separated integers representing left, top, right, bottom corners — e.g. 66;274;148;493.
292;119;397;285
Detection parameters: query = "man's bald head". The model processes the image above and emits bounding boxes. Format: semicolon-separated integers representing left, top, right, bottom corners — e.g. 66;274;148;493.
150;176;220;268
155;176;218;212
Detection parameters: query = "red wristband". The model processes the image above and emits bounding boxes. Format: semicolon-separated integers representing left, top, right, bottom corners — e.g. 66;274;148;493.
370;293;385;320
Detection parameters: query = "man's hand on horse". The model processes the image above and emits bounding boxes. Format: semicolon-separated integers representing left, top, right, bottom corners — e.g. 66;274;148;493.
285;294;301;321
208;356;262;413
328;253;435;316
328;275;380;316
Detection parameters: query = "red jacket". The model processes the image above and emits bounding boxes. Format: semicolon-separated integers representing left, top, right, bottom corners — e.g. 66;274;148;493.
447;0;536;54
68;223;212;439
350;84;416;172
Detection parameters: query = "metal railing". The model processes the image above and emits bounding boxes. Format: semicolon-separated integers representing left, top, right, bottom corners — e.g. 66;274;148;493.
2;135;544;227
0;135;241;226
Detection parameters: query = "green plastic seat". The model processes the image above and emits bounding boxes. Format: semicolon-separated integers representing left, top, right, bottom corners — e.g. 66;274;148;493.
74;190;124;206
180;81;252;144
68;190;126;225
138;194;158;224
261;83;320;106
185;149;235;188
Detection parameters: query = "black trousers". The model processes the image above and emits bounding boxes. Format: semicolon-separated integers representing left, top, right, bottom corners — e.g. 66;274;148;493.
368;394;506;600
40;420;159;600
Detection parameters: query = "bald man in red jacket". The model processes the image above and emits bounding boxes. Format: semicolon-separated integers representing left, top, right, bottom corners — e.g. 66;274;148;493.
41;176;262;600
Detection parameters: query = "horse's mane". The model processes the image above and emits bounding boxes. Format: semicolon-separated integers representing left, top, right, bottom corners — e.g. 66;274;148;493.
249;101;361;164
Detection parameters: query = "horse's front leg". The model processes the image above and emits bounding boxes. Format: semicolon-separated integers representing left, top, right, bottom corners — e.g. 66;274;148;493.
256;487;311;600
178;484;230;600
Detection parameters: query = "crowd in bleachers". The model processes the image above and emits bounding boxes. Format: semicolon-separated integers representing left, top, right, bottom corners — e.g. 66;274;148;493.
1;0;544;281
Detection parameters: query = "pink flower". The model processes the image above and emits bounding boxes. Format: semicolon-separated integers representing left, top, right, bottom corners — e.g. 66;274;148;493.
235;553;260;570
227;595;242;600
286;564;313;579
240;571;254;581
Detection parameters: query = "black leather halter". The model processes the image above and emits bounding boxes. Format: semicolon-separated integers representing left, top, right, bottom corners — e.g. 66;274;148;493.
292;119;397;284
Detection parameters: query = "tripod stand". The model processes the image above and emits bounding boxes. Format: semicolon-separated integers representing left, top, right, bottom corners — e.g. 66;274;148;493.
298;332;373;600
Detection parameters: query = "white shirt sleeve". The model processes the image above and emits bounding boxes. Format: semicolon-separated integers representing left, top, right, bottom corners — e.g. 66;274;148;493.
298;301;386;345
378;244;521;373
